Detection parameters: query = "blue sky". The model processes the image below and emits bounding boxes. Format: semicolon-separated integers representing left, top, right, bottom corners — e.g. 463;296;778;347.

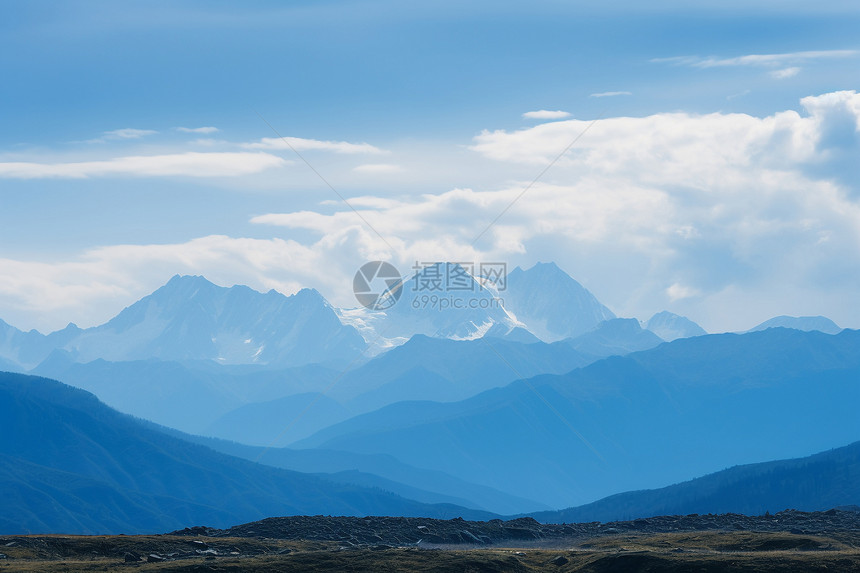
1;1;859;333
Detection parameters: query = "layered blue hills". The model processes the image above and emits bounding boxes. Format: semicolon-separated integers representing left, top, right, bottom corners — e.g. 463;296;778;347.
0;371;493;534
295;328;860;508
532;440;860;523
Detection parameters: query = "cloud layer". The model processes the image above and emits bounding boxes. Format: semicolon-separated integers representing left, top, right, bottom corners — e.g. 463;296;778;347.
1;92;859;333
0;152;286;179
243;136;386;154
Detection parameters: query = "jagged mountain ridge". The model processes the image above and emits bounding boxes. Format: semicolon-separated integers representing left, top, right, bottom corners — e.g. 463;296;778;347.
0;266;844;373
66;275;367;366
1;275;367;369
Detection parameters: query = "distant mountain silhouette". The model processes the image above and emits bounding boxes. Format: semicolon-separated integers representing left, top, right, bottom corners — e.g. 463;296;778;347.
160;428;547;515
565;318;664;357
0;372;492;534
748;315;842;335
532;441;860;523
201;334;594;445
646;311;707;341
31;353;341;433
0;319;81;370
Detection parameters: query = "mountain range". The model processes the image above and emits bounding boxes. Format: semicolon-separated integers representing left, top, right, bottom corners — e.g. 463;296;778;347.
2;364;858;534
3;265;848;378
0;276;367;370
0;263;711;373
28;315;667;444
1;262;854;532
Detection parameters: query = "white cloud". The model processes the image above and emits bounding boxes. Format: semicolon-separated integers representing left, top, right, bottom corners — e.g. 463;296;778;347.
352;163;403;173
243;136;386;154
4;92;860;333
590;91;632;98
770;67;801;79
667;283;700;301
652;49;858;69
176;126;220;134
522;110;571;120
0;152;287;179
103;128;158;139
250;90;860;331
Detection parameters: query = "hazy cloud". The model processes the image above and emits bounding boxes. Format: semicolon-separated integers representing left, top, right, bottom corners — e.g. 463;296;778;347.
770;67;801;79
176;126;220;134
352;163;403;173
103;128;158;139
653;49;858;69
244;136;386;154
0;236;321;332
0;152;287;179
667;283;701;301
590;91;632;98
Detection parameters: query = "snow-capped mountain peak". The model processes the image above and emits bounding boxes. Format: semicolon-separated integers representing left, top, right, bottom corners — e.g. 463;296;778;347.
501;262;616;342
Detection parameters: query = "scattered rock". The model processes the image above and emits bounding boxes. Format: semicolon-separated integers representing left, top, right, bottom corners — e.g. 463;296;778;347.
552;555;569;565
147;553;167;562
459;530;483;544
196;548;218;555
123;552;140;563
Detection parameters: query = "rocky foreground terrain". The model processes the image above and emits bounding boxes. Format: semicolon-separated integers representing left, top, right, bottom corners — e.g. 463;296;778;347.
171;507;860;547
1;509;859;571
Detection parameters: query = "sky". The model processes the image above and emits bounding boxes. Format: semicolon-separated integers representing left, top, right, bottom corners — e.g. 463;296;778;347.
1;0;859;334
